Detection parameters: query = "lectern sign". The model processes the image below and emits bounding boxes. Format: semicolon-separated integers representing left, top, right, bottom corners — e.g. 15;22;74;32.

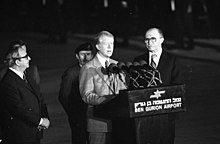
134;94;183;113
94;84;186;118
126;84;186;117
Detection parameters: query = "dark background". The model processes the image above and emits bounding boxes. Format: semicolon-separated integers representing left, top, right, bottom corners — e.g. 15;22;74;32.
0;0;220;144
0;0;220;38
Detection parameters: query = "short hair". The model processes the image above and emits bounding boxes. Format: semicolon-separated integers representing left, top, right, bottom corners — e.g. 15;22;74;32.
9;40;26;49
75;42;93;54
146;27;164;38
94;31;114;44
157;28;164;38
4;40;26;66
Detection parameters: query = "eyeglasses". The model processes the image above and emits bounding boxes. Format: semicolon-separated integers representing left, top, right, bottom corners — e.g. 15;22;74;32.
99;42;114;46
144;37;162;43
13;54;29;60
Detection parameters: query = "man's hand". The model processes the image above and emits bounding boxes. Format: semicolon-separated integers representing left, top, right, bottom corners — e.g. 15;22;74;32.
38;118;50;130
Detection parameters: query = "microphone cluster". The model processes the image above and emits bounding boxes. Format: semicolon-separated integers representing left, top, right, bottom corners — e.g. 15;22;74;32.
107;60;162;89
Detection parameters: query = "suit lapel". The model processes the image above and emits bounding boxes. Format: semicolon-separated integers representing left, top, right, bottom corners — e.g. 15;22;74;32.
8;70;40;101
92;55;117;94
92;56;106;80
157;50;169;72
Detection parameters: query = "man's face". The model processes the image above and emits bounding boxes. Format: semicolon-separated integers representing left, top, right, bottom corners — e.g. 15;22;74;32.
76;50;93;65
144;29;164;53
16;48;31;70
96;36;114;58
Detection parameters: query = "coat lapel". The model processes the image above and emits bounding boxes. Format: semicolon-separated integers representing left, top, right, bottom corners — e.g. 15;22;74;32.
7;70;40;101
157;50;169;72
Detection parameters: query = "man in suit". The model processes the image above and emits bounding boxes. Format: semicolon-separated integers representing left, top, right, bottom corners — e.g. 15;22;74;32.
0;43;50;144
79;31;128;144
58;42;94;144
133;27;183;144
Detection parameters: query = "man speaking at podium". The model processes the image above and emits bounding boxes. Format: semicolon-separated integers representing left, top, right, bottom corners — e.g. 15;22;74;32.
79;31;127;144
133;27;183;144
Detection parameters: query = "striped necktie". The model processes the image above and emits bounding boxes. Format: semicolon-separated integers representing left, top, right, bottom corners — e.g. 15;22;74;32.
23;74;28;83
151;54;157;69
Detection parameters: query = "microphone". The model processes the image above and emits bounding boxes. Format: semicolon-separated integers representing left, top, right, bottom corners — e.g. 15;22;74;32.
126;62;139;73
139;60;155;71
109;62;128;89
108;63;121;73
118;62;129;73
133;61;145;71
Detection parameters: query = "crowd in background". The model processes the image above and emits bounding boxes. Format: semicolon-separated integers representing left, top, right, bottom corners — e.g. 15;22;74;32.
0;0;220;40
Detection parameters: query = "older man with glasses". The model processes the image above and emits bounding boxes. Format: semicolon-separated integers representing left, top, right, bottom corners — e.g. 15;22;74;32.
133;27;183;144
0;40;40;86
0;41;50;144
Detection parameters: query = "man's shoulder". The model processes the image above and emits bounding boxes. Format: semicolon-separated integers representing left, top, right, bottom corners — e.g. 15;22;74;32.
83;57;97;68
0;70;16;86
162;49;178;59
66;64;79;71
0;66;7;80
109;58;118;64
63;64;80;76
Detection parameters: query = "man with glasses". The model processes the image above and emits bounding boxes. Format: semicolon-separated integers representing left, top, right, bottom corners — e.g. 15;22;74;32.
59;42;94;144
0;40;40;86
79;31;128;144
133;27;183;144
0;42;50;144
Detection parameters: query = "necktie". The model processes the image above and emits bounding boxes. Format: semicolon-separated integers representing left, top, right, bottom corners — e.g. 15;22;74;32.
151;54;157;69
23;74;28;83
105;60;109;69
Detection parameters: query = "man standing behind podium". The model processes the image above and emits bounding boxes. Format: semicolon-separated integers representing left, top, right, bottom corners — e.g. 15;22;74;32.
133;27;183;144
79;31;127;144
59;42;93;144
0;44;50;144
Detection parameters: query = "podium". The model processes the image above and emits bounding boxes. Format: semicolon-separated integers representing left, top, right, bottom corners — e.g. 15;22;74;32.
94;84;186;118
94;84;186;144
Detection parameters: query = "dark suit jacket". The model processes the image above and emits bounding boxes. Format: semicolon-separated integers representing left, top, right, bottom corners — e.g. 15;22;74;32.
0;69;49;143
134;50;183;86
133;49;183;144
0;65;40;86
58;63;87;120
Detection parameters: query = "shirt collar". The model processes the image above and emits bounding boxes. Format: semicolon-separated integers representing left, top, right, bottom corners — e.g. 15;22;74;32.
149;49;162;65
9;67;24;79
97;53;110;68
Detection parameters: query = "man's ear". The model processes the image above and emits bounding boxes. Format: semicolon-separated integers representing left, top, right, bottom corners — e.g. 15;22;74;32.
96;44;100;51
160;37;164;43
15;59;21;66
76;54;79;60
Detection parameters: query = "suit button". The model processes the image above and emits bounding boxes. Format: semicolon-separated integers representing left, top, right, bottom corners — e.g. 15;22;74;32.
28;108;32;111
10;117;13;120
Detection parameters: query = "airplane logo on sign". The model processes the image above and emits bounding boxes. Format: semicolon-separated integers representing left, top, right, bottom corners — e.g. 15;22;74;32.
150;89;165;99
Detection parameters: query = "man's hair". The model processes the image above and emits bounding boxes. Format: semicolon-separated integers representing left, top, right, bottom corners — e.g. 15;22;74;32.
75;42;93;54
4;40;26;66
157;28;164;38
9;40;26;49
94;31;114;44
147;27;164;38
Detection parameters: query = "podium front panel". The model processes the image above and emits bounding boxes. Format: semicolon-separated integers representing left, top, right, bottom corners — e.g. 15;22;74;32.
94;84;186;118
123;84;186;118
